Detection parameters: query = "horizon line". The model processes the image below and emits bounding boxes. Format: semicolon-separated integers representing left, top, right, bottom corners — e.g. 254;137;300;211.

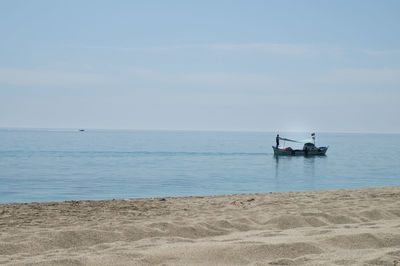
0;126;399;135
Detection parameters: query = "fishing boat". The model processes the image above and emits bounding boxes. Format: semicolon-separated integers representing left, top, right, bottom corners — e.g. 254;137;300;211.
272;133;328;156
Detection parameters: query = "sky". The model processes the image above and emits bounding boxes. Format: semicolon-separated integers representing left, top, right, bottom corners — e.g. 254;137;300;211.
1;0;400;133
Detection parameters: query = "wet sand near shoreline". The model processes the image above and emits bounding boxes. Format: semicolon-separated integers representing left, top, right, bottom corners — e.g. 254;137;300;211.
1;186;400;265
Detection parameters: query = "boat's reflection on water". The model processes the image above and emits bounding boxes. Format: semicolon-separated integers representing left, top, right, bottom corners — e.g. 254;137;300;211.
273;155;326;192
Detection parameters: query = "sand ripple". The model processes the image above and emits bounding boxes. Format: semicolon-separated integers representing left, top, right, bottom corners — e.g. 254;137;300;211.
1;186;400;265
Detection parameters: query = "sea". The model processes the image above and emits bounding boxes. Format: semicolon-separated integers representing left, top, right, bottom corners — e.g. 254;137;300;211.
0;129;399;204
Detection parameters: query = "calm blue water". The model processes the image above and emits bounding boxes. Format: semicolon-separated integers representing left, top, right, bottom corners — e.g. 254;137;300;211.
0;129;399;203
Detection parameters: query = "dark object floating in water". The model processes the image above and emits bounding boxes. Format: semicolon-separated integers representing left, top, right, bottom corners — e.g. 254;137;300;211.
79;129;85;132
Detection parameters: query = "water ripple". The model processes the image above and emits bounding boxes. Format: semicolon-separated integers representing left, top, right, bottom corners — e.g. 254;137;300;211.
0;150;271;157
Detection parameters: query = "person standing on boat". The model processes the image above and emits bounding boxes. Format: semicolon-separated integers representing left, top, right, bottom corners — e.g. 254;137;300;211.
276;134;280;148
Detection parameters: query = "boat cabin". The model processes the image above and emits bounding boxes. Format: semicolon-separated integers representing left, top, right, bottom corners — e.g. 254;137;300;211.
303;142;317;151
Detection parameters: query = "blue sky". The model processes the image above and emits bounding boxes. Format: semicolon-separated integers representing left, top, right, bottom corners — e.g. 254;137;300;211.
1;0;399;132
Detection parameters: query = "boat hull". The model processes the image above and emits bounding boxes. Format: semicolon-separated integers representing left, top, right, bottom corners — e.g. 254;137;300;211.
272;146;328;156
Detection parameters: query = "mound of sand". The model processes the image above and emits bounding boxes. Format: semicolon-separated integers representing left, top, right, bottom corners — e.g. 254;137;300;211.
1;186;400;265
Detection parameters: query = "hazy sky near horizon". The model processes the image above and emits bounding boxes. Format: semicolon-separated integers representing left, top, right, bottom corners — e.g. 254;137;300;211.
1;0;400;133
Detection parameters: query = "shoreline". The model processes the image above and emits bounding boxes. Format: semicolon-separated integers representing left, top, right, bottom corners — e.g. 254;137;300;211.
1;186;400;265
1;185;395;206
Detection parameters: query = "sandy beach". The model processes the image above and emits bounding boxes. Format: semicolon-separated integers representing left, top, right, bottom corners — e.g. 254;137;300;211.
1;186;400;265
